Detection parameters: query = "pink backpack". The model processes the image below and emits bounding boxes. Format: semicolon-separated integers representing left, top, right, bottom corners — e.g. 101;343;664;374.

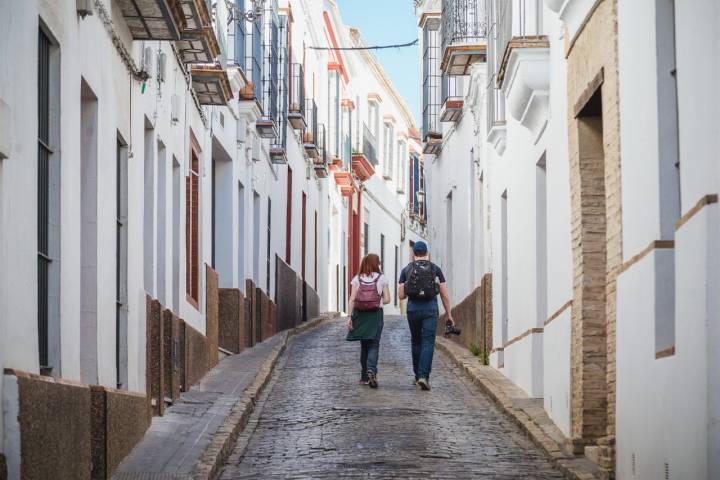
355;275;382;311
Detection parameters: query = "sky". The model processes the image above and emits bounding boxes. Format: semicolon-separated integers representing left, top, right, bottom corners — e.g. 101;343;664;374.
335;0;422;127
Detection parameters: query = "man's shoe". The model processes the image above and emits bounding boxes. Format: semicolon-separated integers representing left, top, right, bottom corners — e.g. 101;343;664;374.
368;371;378;389
417;378;430;391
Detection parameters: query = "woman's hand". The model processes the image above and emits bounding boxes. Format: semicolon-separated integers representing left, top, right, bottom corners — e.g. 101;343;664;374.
346;318;353;331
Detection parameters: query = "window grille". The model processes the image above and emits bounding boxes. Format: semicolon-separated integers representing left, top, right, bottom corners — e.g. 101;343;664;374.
382;123;394;178
262;0;279;122
271;14;288;153
342;106;352;168
397;140;407;192
487;0;511;130
234;0;247;67
245;4;263;104
289;63;305;118
37;27;52;370
422;18;441;139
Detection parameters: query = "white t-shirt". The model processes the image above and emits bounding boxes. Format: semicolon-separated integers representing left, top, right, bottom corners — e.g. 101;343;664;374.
351;272;388;295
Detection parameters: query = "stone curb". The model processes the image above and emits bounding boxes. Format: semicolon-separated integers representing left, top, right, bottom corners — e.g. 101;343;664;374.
435;337;600;480
192;315;334;480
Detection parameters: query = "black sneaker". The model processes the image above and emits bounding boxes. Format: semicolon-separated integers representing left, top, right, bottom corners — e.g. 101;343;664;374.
417;378;430;390
368;371;378;389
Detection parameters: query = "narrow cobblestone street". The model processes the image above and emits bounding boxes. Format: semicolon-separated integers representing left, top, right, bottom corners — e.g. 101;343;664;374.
219;317;564;479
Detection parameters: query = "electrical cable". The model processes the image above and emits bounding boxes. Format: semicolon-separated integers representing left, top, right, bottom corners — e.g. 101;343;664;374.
309;39;418;51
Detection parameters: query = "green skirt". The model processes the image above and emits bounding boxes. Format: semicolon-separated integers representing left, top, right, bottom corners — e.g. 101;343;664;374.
345;309;383;341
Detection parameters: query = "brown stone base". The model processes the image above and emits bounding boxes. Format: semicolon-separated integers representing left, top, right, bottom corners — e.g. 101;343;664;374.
162;309;181;402
206;265;220;370
91;386;151;479
219;288;246;354
184;321;210;390
5;369;92;479
145;296;164;416
438;275;493;359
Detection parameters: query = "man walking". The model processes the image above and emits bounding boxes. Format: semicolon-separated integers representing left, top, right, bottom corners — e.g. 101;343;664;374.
398;241;454;390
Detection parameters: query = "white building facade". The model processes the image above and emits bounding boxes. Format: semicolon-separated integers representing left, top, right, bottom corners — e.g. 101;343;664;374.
416;0;720;478
0;0;425;477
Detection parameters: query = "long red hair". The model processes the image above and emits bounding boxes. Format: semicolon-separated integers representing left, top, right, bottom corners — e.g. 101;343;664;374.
359;253;382;276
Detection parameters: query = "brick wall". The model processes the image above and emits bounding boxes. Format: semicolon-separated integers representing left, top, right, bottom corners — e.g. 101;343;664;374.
276;258;300;331
566;0;622;471
245;280;257;345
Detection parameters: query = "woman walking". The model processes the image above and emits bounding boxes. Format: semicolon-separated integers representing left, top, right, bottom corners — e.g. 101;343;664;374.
346;253;391;388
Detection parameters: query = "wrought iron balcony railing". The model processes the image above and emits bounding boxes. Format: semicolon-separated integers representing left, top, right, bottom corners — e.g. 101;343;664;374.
441;0;488;75
303;98;320;159
362;124;379;166
288;63;307;130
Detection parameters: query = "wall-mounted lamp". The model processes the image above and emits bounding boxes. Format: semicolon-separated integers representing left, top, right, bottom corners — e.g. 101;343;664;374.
226;0;265;24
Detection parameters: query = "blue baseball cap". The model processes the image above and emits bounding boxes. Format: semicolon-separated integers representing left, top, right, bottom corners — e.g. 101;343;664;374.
413;241;428;255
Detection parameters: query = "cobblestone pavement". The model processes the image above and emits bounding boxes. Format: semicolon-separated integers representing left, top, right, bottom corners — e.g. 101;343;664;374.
219;316;565;479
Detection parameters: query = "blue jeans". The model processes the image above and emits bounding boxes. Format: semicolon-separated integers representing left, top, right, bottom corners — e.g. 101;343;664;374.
360;319;384;377
407;310;438;380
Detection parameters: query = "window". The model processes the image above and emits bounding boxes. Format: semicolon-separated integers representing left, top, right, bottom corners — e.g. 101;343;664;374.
238;182;245;288
397;140;407;190
382;122;394;179
342;106;352;167
186;148;200;306
144;125;155;294
394;245;399;306
80;79;99;384
172;157;181;311
38;25;60;373
116;135;128;389
328;71;341;158
536;156;547;328
422;17;441;138
267;198;271;293
302;192;307;280
286;167;292;262
380;234;385;273
655;0;679;355
368;101;380;141
363;222;369;256
157;141;167;303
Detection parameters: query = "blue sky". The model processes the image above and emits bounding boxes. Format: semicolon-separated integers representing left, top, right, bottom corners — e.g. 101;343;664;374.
336;0;421;127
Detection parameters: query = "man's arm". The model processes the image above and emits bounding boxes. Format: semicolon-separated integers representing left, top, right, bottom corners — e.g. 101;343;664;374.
398;283;406;300
347;284;357;330
439;283;454;324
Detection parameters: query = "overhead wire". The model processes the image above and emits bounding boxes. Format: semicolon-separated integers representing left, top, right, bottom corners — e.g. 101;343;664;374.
308;39;419;51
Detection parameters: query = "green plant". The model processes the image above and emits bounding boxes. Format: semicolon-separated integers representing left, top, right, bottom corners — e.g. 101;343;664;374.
469;343;481;357
480;347;490;366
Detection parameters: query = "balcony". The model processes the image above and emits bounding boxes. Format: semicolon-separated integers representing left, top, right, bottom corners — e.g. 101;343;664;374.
190;65;233;105
441;0;488;75
423;131;442;155
313;124;329;178
440;75;465;122
303;99;320;159
497;36;550;142
288;64;307;130
116;0;184;40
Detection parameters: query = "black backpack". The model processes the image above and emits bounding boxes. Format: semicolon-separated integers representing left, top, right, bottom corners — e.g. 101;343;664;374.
404;260;439;300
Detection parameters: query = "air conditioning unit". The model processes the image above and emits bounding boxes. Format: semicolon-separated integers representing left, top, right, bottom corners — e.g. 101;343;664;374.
77;0;93;18
157;51;167;82
142;46;154;77
170;94;180;124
